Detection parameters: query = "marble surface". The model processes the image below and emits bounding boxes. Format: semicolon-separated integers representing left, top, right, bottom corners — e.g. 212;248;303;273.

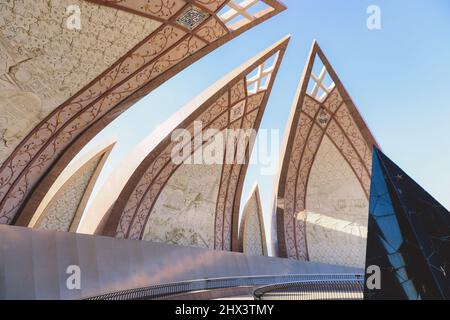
143;162;223;249
0;0;160;165
305;136;368;268
36;157;102;232
242;193;265;256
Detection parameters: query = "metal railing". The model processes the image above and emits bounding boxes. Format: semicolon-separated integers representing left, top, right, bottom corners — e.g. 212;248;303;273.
86;274;363;300
253;277;365;300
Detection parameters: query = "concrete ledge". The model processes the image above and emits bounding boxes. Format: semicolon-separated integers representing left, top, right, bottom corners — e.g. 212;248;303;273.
0;225;361;300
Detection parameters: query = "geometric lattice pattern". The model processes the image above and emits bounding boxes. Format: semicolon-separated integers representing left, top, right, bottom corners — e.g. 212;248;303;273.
246;51;279;94
308;61;336;102
273;41;378;261
176;6;209;30
219;0;275;30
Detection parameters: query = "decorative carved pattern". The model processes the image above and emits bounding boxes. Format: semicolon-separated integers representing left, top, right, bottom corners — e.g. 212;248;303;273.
317;108;330;128
0;29;204;224
275;42;378;261
195;0;228;12
102;38;288;252
230;100;246;122
99;0;187;19
305;136;368;268
302;95;321;118
246;92;265;113
116;95;229;239
239;185;267;256
0;90;42;150
230;79;246;105
0;0;286;225
176;6;209;30
283;115;313;259
0;0;160;165
323;89;343;114
142;163;222;249
34;159;101;232
196;17;228;43
29;142;114;232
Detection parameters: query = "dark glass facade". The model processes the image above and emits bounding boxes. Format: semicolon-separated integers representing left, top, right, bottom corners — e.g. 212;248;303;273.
365;148;450;300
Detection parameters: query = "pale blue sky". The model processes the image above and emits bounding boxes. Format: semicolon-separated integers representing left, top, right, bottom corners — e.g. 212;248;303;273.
78;0;450;240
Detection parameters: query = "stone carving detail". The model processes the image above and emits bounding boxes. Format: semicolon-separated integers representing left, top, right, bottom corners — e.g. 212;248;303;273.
275;43;377;262
283;94;372;261
176;6;209;30
302;95;321;118
196;17;228;43
35;158;102;232
323;89;343;113
118;85;264;248
0;0;160;165
116;93;230;240
305;136;368;268
230;79;246;105
0;89;42;149
246;92;264;113
239;186;267;256
195;0;228;12
143;164;222;248
30;142;114;232
230;100;246;122
100;0;187;19
0;0;285;226
317;108;330;127
104;40;288;251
